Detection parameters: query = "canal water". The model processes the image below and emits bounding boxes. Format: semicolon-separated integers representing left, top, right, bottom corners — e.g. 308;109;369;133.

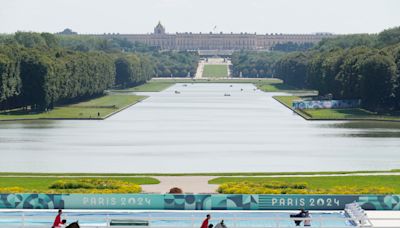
0;83;399;173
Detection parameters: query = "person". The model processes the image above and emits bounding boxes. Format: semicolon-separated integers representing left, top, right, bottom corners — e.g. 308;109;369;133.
290;209;306;226
208;224;214;228
52;209;62;228
215;220;227;228
304;211;311;227
201;214;211;228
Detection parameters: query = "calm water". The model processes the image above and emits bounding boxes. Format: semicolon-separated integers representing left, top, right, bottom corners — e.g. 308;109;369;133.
0;83;399;173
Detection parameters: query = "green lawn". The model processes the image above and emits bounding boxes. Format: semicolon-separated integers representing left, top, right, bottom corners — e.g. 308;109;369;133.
202;65;228;78
112;81;175;92
0;177;159;193
305;108;400;121
273;95;400;121
0;95;145;121
150;78;282;84
0;169;398;177
209;175;400;193
255;82;315;93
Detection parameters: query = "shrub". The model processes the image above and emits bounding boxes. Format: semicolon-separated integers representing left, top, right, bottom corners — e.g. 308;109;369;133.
48;179;141;193
217;181;395;194
169;187;183;194
0;187;27;193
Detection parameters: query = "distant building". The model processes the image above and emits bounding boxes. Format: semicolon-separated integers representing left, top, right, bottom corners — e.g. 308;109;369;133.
57;28;78;35
94;22;335;51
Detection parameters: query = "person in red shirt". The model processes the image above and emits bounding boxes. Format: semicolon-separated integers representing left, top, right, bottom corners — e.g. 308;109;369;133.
201;214;211;228
52;209;62;228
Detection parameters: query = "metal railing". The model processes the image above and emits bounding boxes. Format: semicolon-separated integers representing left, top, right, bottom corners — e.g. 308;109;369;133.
0;213;393;228
1;210;400;228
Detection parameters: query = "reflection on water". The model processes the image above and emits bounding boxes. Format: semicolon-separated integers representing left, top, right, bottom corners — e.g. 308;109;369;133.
327;121;400;130
0;83;399;173
323;122;400;138
0;120;60;129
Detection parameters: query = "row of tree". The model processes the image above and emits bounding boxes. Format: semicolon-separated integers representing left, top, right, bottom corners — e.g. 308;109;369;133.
271;42;314;52
0;32;199;111
274;27;400;111
231;51;284;78
152;51;199;77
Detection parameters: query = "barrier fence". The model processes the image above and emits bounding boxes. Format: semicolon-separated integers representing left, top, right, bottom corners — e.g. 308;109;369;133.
1;211;400;228
0;194;399;210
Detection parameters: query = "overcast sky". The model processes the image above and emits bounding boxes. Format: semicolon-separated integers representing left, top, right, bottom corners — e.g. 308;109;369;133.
1;0;399;34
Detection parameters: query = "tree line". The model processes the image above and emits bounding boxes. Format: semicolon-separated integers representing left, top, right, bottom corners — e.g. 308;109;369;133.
231;51;284;78
274;27;400;112
231;27;400;112
0;32;198;111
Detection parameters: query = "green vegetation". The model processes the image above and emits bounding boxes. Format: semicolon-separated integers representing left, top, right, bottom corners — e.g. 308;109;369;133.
202;65;228;78
0;177;159;193
0;94;145;120
230;27;400;112
111;80;174;92
152;51;199;77
128;78;312;93
272;42;314;52
0;32;199;114
231;51;284;78
274;96;301;107
47;179;142;193
274;95;400;121
0;169;398;177
305;109;395;120
274;27;400;112
210;176;400;194
150;78;282;84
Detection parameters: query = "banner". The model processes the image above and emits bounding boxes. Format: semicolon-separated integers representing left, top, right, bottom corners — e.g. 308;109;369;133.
292;99;361;109
0;194;399;210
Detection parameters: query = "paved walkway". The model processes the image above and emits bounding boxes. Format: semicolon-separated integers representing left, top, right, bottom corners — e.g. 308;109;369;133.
194;60;205;79
141;176;218;194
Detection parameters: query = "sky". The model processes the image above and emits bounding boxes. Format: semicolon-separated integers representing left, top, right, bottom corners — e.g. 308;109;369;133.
0;0;399;34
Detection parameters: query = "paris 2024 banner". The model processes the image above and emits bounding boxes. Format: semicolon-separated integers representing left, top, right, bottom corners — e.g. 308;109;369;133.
0;194;400;210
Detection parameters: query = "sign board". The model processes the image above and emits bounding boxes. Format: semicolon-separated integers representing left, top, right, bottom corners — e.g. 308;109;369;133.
0;194;399;210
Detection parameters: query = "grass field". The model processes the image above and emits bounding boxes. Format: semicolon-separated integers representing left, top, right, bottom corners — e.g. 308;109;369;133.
202;65;228;78
0;95;145;121
254;82;316;93
209;175;400;194
0;169;398;177
0;177;159;193
111;81;175;92
273;95;400;121
151;78;282;83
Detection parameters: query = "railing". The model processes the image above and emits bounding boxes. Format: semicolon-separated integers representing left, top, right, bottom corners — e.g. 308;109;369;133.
1;208;400;228
1;213;400;228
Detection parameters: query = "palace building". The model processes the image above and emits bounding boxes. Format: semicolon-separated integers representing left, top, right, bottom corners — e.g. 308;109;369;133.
96;22;334;51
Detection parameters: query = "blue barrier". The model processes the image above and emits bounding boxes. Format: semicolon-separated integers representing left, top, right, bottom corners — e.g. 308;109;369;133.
1;194;399;210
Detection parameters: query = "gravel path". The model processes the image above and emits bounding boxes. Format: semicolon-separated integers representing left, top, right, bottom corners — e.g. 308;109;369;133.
141;176;218;194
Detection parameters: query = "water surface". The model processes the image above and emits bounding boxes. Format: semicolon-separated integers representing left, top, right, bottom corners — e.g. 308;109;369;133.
0;83;399;173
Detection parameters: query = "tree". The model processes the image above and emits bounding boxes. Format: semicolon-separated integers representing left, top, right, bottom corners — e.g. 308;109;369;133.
378;27;400;47
274;52;308;87
0;53;21;109
358;51;396;110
